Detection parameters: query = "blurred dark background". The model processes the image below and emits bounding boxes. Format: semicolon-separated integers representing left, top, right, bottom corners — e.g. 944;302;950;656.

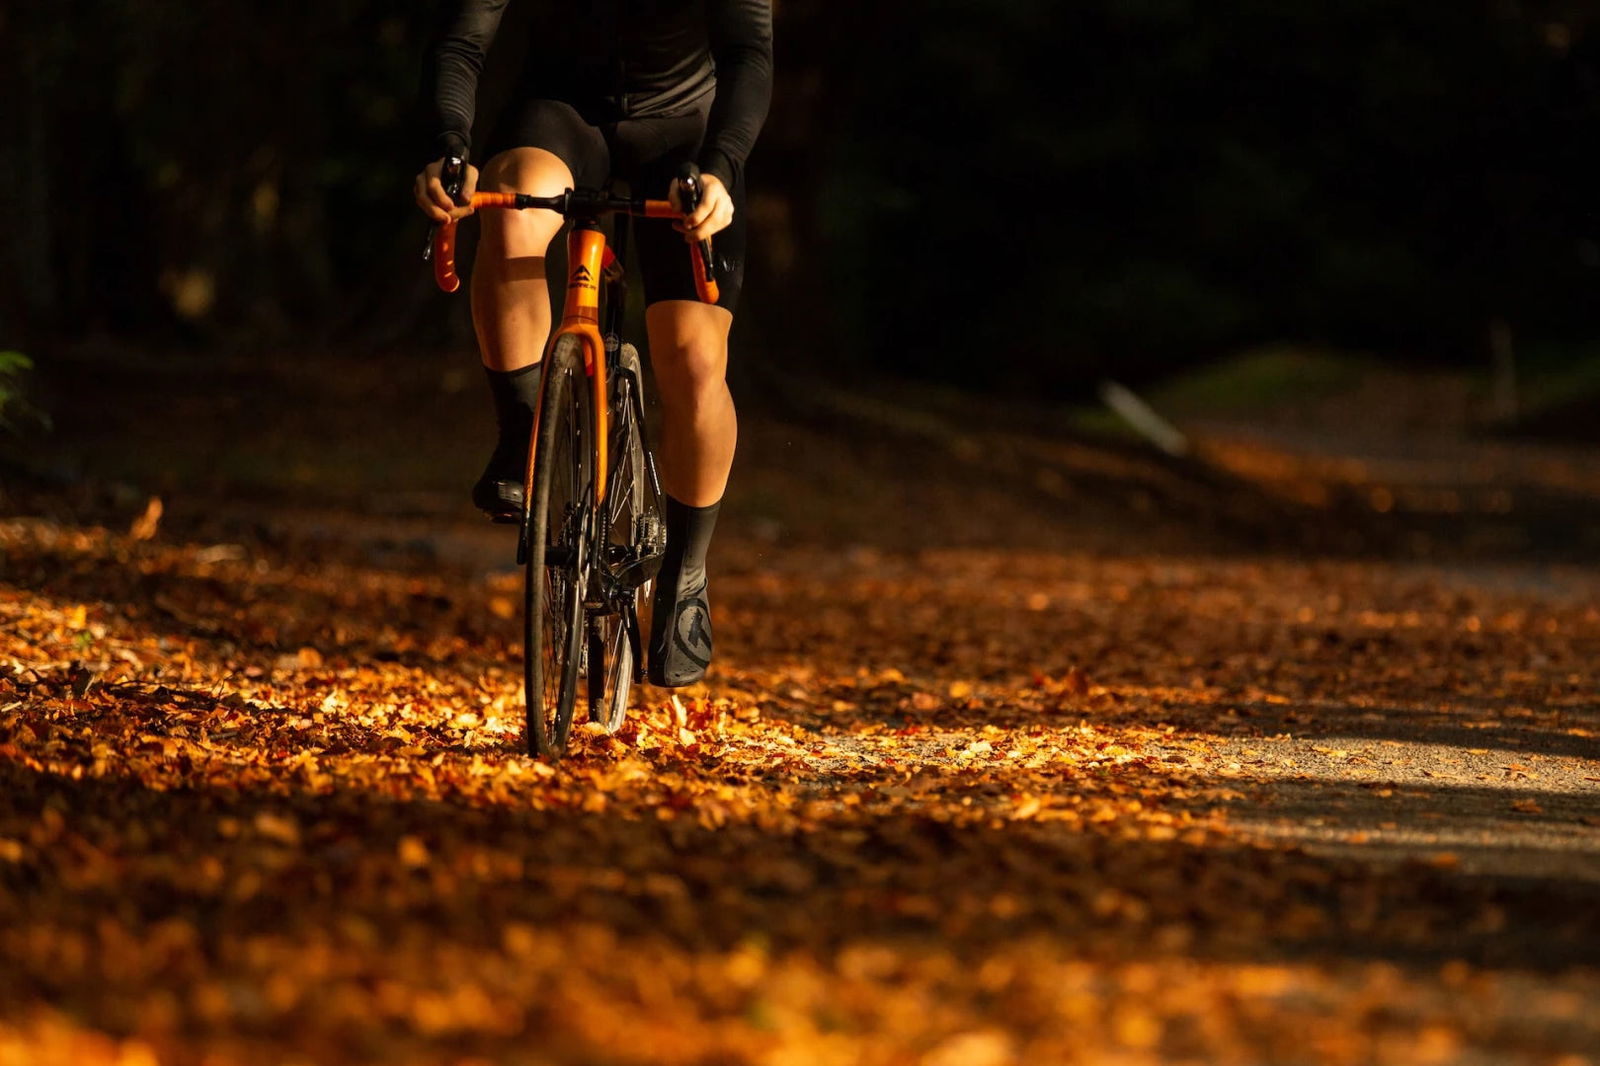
3;0;1600;418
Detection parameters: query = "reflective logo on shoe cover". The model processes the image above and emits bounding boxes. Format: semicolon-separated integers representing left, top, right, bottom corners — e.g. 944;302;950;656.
673;596;712;669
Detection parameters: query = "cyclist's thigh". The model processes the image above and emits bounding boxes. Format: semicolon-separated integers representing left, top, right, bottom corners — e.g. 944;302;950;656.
480;101;608;255
613;111;748;315
484;98;610;187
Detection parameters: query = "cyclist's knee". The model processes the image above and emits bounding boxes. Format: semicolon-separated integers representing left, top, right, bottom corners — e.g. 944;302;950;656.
479;148;571;258
652;342;728;406
481;147;573;193
647;304;731;399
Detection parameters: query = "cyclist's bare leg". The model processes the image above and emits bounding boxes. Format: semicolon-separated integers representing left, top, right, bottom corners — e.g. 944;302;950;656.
644;298;734;686
645;300;736;506
468;147;573;516
472;147;573;371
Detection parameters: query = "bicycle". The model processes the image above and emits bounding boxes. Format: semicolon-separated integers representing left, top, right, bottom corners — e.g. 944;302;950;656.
427;160;720;760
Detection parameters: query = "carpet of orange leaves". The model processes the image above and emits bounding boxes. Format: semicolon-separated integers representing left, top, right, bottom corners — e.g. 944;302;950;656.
4;487;1599;1066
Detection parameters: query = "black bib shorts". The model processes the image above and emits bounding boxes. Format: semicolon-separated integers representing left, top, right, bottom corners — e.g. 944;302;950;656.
485;95;747;313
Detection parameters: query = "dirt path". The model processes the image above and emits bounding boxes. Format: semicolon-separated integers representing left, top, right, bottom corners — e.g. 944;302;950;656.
3;356;1599;1064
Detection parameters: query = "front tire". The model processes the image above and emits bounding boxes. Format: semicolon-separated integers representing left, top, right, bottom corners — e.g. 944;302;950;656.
524;336;591;759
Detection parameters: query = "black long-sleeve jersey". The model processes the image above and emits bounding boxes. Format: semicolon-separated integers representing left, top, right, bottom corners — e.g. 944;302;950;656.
423;0;773;189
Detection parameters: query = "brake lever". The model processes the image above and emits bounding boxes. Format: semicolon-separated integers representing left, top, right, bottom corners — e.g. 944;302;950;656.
424;155;469;261
674;162;718;298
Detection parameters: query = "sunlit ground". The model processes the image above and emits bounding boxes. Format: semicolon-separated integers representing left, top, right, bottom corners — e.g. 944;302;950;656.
3;353;1599;1064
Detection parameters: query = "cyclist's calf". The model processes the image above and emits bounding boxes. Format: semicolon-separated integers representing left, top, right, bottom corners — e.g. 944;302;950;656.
645;300;735;505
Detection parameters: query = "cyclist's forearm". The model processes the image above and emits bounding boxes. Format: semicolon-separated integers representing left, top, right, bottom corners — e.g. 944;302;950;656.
421;0;511;162
700;0;773;191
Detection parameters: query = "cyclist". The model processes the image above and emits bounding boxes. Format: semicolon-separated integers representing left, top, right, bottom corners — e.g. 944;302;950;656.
412;0;772;688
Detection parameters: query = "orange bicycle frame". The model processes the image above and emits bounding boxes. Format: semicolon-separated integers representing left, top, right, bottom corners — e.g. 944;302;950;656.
429;185;716;517
530;222;612;507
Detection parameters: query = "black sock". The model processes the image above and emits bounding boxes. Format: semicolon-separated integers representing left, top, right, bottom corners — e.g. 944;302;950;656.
660;495;721;593
485;364;541;445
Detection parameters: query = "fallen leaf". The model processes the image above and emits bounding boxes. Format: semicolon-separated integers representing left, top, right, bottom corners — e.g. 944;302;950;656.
129;496;164;540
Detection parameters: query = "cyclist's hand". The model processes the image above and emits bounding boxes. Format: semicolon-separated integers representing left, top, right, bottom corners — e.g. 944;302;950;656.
414;158;480;224
670;172;733;242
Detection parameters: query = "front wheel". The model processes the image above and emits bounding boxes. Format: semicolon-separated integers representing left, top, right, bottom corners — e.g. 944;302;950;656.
524;336;591;759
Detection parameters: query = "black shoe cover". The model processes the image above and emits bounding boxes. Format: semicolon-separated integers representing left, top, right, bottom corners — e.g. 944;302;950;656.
474;364;539;521
648;577;713;686
471;440;526;520
647;497;720;686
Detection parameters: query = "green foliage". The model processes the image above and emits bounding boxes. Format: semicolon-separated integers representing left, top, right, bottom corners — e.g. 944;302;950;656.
0;351;46;436
1136;347;1368;420
1488;342;1600;440
1520;353;1600;412
1064;346;1367;437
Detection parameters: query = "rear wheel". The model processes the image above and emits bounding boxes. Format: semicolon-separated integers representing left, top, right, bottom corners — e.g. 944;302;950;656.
587;617;634;734
588;342;662;733
524;336;591;759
